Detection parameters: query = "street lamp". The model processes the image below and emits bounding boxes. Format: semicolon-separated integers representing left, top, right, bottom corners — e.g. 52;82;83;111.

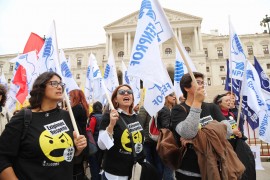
260;14;270;34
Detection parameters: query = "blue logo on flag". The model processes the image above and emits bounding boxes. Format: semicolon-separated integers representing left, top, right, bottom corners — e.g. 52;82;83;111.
61;62;72;78
104;64;110;79
124;71;130;84
231;34;244;55
93;69;100;78
174;61;184;83
246;70;254;80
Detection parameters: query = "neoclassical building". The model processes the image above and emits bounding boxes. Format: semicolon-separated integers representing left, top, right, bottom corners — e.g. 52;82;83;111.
0;9;269;101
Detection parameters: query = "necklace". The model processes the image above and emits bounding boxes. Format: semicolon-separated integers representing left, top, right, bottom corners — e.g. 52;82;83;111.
39;107;58;117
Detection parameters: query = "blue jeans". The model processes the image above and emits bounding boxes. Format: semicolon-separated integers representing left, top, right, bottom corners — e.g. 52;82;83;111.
143;142;163;180
163;165;174;180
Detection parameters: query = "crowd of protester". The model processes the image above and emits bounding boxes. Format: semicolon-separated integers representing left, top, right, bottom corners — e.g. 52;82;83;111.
0;71;257;180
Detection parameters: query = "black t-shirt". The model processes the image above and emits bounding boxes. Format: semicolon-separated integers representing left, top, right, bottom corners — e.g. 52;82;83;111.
0;108;75;180
171;102;226;174
99;112;145;176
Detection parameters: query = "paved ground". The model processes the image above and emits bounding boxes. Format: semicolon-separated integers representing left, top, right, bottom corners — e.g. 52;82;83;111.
257;162;270;180
86;162;270;179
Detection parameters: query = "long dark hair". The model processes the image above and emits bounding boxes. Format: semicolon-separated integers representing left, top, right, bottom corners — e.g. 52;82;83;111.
29;72;62;109
111;84;134;114
0;84;7;106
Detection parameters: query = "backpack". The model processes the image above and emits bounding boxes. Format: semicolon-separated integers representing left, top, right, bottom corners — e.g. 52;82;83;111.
149;114;159;141
156;104;187;170
22;109;32;140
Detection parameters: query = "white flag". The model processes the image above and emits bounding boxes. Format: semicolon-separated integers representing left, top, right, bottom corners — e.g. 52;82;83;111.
59;49;79;93
174;45;196;100
38;22;58;73
122;61;130;85
85;53;105;104
0;73;8;89
254;57;270;143
103;51;119;96
9;51;39;92
127;0;174;116
229;19;247;81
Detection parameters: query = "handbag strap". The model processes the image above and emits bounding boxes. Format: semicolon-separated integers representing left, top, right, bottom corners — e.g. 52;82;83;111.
119;116;138;164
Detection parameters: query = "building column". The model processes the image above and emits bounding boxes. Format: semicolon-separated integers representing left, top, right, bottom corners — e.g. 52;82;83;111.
194;27;199;52
177;28;182;42
109;33;113;56
160;43;163;57
127;32;131;56
105;33;109;58
198;27;203;50
124;33;127;58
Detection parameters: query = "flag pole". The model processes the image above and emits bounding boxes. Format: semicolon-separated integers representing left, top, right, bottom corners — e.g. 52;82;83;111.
53;20;79;134
172;35;198;87
101;80;115;110
154;0;198;87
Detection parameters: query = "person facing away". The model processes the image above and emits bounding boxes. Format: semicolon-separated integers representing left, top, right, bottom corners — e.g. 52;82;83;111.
87;101;103;180
97;84;145;180
0;84;11;136
0;72;87;180
69;89;89;180
171;72;230;180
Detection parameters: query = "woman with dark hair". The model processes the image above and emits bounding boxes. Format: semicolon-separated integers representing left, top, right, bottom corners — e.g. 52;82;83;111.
97;84;146;180
0;84;10;135
69;89;89;180
87;101;103;180
0;72;87;180
213;94;256;180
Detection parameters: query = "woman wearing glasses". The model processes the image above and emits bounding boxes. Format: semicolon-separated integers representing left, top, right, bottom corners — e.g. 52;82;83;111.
0;72;87;180
98;84;156;180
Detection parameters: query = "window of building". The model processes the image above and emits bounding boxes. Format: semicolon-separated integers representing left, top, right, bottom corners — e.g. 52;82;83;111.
118;51;124;57
247;46;253;55
185;47;191;53
9;64;13;71
206;66;210;72
165;48;172;55
204;48;208;57
77;57;82;67
76;74;80;79
8;79;11;83
263;45;269;54
221;77;226;85
220;66;225;71
267;63;270;69
217;47;223;57
207;78;211;86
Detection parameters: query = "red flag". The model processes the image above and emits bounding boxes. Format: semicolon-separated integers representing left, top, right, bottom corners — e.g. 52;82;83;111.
23;32;44;54
13;33;44;104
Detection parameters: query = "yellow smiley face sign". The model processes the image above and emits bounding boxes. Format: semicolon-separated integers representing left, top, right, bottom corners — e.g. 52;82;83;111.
121;129;143;152
39;130;74;162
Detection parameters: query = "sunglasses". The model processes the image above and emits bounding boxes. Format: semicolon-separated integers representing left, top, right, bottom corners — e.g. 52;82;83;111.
168;93;175;97
47;81;66;88
118;89;133;95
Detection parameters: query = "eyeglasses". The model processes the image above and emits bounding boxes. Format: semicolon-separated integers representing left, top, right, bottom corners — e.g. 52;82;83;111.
47;81;66;88
196;80;207;86
118;89;133;95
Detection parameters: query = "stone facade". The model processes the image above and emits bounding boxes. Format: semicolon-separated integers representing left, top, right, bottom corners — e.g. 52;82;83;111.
0;9;269;101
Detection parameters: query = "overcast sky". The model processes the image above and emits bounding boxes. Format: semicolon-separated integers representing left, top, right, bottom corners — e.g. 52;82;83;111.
0;0;269;55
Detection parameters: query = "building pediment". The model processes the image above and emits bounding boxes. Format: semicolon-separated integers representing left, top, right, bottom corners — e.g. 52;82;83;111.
104;8;202;30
